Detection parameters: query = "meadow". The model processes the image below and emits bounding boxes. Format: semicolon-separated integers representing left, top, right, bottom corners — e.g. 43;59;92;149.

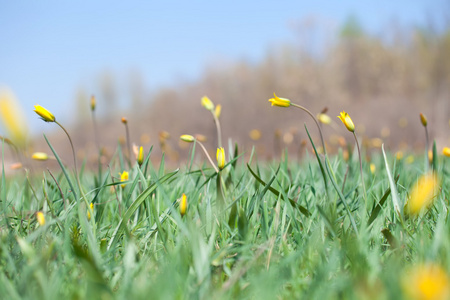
0;94;449;300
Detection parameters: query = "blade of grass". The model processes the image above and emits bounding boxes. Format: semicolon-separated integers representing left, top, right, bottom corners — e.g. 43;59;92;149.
381;144;402;218
324;161;358;235
304;125;328;191
44;134;77;201
247;164;310;217
107;169;179;250
367;175;399;226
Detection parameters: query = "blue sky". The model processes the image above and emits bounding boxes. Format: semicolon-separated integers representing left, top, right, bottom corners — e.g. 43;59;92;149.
0;0;447;134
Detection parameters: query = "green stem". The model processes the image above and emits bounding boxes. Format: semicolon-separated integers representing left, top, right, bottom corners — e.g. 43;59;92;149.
353;132;367;207
124;122;132;169
291;103;327;155
55;121;89;207
212;111;223;149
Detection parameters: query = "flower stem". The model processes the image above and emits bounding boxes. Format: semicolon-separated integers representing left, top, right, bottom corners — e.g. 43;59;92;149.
124;122;132;169
55;121;88;205
291;103;327;155
196;140;219;173
424;126;429;173
212;111;222;149
353;132;367;207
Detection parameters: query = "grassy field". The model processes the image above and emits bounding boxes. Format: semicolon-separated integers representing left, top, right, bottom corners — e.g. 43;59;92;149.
1;101;450;300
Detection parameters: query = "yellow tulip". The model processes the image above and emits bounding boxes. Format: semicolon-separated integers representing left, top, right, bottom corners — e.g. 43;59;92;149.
337;111;355;132
420;113;427;127
403;264;449;300
120;171;129;188
137;146;144;166
180;134;195;143
179;193;187;217
216;147;226;170
90;95;96;111
36;212;45;226
407;173;439;215
32;152;49;161
87;203;94;221
0;89;29;146
33;105;55;122
317;113;331;125
443;147;450;157
268;93;291;107
215;104;222;119
370;164;376;174
201;96;214;111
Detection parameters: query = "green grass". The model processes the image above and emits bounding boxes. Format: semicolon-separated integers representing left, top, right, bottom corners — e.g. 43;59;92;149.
1;141;449;300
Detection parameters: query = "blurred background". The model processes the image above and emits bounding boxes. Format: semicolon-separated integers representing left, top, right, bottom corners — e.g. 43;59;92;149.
1;0;450;168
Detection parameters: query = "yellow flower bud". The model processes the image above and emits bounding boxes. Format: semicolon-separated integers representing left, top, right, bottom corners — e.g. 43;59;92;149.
370;163;376;174
121;117;127;124
90;95;96;111
33;105;55;122
337;111;355;132
420;113;427;127
120;171;129;188
216;147;225;170
36;211;45;226
179;193;187;217
407;173;439;215
317;113;332;125
214;104;222;119
32;152;49;161
87;203;94;221
180;134;195;143
443;147;450;157
137;146;144;166
249;129;261;141
268;93;291;107
201;96;214;111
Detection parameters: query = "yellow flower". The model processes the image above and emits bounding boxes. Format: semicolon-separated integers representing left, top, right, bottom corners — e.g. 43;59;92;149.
121;117;127;124
87;203;94;221
90;95;96;111
0;89;29;147
370;163;376;174
337;111;355;132
317;113;332;125
403;264;449;300
36;211;45;226
216;147;226;170
420;113;428;127
268;93;291;107
33;105;55;122
137;146;144;166
406;155;415;164
180;134;195;143
249;129;261;141
215;104;222;119
407;173;439;215
120;171;129;188
31;152;49;161
443;147;450;157
201;96;214;111
179;193;187;217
